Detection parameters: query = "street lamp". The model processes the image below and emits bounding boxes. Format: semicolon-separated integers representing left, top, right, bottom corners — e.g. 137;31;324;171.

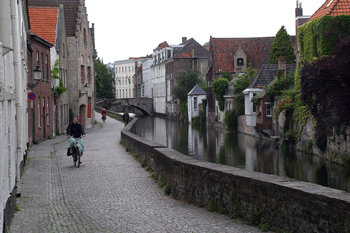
27;65;41;89
34;65;41;80
79;83;89;97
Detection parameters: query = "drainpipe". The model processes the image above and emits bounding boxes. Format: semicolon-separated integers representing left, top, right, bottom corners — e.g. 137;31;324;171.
11;0;23;196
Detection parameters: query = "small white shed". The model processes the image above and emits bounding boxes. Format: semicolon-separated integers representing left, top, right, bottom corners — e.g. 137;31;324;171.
187;85;206;123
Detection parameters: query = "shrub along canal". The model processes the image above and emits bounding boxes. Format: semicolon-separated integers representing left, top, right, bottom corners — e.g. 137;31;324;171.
134;116;350;193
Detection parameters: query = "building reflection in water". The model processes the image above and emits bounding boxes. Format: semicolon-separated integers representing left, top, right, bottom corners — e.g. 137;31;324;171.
134;116;350;193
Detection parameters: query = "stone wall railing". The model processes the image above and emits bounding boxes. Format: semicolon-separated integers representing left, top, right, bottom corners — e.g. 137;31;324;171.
121;118;350;232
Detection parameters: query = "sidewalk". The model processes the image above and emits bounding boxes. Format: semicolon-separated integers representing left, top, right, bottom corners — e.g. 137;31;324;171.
9;114;263;233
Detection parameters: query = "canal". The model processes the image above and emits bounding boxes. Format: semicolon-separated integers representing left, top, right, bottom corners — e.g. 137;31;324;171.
134;116;350;193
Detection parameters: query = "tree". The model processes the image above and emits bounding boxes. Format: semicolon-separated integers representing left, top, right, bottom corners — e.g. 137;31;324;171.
212;78;228;111
233;67;257;115
269;25;296;64
172;69;202;102
300;36;350;151
96;57;115;99
221;71;232;81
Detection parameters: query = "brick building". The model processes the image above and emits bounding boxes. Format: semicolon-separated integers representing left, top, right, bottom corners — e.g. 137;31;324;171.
206;36;296;125
165;37;209;117
28;0;95;129
27;32;54;142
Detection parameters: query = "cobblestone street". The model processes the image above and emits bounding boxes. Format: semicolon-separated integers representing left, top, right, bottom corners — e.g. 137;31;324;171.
10;113;263;233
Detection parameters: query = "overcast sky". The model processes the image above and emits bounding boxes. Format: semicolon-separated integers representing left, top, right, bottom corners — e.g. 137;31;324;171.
85;0;322;63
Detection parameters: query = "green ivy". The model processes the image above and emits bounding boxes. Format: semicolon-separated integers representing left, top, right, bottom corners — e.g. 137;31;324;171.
51;60;67;95
212;78;228;111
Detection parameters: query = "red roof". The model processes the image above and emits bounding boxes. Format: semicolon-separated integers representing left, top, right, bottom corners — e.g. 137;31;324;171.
29;7;59;45
157;41;169;49
308;0;350;21
210;37;280;72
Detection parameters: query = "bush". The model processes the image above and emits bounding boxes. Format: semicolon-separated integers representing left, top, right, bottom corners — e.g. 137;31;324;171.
224;110;238;131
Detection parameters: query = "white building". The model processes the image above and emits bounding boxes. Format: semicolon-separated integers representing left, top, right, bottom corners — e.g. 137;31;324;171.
187;85;206;123
0;0;29;230
141;58;153;98
115;59;135;99
151;42;183;114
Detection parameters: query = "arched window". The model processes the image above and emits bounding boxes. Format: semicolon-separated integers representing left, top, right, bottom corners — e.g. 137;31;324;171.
84;28;87;44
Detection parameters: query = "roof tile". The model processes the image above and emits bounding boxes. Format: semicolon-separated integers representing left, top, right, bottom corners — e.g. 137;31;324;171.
29;7;59;45
309;0;350;21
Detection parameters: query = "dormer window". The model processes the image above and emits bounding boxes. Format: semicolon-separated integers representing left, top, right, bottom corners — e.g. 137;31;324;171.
237;58;244;66
325;0;333;9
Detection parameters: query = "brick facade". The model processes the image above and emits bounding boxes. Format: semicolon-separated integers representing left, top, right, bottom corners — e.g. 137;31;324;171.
27;33;54;143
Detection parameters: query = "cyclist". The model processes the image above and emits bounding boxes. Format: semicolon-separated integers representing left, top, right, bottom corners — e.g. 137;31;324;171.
67;116;85;164
101;108;107;122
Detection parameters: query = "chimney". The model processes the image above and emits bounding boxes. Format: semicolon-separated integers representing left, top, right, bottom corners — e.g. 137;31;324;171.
182;37;187;43
295;0;303;18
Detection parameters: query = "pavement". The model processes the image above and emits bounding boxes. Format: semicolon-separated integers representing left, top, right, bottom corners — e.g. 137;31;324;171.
9;113;263;233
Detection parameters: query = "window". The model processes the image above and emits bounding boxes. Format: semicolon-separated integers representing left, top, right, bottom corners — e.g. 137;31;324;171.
252;93;257;113
87;66;91;85
81;65;85;84
129;66;130;72
42;98;45;126
167;50;171;59
38;97;41;128
194;97;198;110
36;51;39;66
46;55;49;80
63;43;65;58
84;28;87;44
266;102;272;117
41;53;44;79
129;89;131;98
237;58;244;66
142;86;144;97
47;97;49;125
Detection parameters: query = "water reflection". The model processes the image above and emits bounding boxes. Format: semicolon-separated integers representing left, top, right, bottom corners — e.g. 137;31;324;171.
134;116;350;192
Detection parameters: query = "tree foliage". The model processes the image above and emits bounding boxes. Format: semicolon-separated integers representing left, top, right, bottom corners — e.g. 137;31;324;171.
96;57;115;99
269;25;296;64
300;36;350;151
212;78;228;111
221;71;232;81
172;69;202;102
51;60;66;95
232;67;257;94
264;71;295;102
232;67;257;115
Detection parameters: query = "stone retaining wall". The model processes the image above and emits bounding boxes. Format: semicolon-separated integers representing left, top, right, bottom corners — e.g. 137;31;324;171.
121;118;350;232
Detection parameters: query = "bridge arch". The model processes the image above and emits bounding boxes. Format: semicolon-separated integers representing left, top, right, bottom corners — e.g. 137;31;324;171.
97;98;153;116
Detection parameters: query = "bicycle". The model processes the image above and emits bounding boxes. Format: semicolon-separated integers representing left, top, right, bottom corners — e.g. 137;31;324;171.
70;138;82;168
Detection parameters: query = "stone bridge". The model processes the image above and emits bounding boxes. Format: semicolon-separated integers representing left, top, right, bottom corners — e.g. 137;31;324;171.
96;98;153;116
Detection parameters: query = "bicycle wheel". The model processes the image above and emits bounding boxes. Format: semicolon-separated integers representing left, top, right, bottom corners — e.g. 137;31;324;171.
73;148;77;166
77;148;81;168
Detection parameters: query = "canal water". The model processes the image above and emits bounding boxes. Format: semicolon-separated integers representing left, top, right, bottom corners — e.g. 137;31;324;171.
133;116;350;193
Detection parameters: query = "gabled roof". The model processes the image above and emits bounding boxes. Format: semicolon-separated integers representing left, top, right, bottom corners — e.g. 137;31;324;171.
188;85;206;96
28;7;59;45
248;64;297;89
28;0;79;37
308;0;350;21
173;38;209;59
157;41;169;49
210;37;296;72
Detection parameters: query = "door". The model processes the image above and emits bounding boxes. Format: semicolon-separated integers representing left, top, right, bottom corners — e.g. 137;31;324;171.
79;104;86;128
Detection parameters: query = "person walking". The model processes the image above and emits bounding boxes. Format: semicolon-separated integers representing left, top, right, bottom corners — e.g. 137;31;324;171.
123;110;130;126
